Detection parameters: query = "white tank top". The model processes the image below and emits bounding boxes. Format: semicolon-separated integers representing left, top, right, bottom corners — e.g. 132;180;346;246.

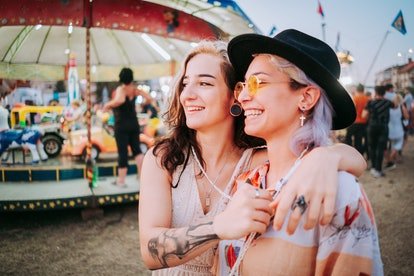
151;148;256;276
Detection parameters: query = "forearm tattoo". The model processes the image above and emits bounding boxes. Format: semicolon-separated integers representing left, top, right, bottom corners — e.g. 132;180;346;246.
148;221;219;268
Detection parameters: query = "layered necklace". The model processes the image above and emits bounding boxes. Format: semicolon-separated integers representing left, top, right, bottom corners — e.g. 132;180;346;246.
191;146;232;210
229;146;309;276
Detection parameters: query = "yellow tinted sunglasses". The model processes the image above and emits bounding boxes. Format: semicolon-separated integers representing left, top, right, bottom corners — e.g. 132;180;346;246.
234;75;293;100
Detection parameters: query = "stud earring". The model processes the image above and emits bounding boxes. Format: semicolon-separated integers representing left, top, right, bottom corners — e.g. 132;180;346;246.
230;100;242;117
299;106;306;127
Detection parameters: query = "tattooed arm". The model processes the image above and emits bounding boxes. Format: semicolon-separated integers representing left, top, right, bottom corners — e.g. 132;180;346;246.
138;149;219;269
146;220;219;268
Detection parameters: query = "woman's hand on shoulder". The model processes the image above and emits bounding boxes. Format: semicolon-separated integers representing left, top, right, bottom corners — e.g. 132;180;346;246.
213;182;272;240
270;144;366;235
270;147;340;235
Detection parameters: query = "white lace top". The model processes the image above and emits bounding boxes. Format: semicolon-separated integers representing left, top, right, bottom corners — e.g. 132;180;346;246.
151;148;255;276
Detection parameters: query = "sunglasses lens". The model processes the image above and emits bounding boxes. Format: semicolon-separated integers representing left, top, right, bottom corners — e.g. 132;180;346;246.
247;75;259;96
234;82;244;99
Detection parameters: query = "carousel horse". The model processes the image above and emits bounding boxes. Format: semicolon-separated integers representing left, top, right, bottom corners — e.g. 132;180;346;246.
0;128;48;164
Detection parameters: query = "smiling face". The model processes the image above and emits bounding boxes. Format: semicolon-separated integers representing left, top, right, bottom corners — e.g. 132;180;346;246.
179;53;233;132
237;55;303;141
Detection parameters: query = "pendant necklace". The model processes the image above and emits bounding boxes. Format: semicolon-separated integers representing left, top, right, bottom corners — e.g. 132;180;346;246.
191;146;233;207
203;162;226;208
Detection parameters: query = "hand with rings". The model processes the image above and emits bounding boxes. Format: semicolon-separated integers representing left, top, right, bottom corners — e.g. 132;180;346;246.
291;195;308;215
213;183;273;240
269;148;344;235
254;188;260;199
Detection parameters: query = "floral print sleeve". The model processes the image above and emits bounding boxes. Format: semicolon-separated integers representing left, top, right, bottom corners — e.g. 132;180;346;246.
217;168;383;276
316;172;383;275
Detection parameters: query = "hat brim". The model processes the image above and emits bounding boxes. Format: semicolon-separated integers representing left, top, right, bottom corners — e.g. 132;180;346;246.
228;33;356;130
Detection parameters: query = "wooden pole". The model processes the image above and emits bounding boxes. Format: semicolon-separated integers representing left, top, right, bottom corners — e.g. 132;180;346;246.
86;28;92;162
84;0;93;188
321;22;326;42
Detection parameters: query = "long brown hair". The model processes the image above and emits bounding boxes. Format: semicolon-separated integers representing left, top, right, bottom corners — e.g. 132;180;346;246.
153;40;264;187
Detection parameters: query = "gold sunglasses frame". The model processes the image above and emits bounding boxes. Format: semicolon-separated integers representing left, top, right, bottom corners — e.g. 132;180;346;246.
234;75;293;100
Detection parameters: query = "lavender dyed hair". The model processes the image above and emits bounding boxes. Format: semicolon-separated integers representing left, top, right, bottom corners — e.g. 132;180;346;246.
258;54;335;156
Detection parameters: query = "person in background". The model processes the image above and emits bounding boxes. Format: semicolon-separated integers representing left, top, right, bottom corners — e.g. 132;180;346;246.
142;97;161;138
0;89;10;131
345;83;369;158
215;29;381;275
363;85;395;177
403;88;413;136
0;80;15;128
64;100;84;131
385;94;409;169
142;97;160;119
403;88;413;111
25;99;37;126
384;83;396;101
139;40;366;275
0;98;10;163
103;67;152;187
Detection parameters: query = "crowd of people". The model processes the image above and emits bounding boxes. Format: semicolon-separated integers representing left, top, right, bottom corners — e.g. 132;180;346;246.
345;83;412;177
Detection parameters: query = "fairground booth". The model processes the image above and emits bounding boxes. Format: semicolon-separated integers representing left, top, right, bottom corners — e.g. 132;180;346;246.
0;0;260;212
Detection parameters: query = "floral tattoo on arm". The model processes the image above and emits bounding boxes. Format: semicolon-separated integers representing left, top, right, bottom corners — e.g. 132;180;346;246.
148;220;219;268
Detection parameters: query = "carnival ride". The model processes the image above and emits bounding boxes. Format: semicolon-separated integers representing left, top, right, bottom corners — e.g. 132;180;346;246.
9;105;66;157
0;0;260;212
66;114;156;161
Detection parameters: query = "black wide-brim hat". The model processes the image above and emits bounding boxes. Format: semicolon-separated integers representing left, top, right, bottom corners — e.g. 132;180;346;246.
228;29;356;130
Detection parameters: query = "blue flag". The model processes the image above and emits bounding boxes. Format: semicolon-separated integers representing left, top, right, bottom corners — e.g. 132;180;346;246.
269;26;277;37
391;10;407;35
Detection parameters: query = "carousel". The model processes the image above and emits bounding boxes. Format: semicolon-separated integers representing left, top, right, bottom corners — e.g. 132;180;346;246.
0;0;259;212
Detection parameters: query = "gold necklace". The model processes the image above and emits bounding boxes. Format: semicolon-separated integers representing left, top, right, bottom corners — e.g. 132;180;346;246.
202;162;227;208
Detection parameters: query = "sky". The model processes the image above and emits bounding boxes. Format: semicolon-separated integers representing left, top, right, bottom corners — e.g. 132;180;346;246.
236;0;414;88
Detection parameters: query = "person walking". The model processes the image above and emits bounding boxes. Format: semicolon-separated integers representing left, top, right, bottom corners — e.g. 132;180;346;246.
345;83;369;157
363;85;395;177
103;67;152;187
385;94;409;169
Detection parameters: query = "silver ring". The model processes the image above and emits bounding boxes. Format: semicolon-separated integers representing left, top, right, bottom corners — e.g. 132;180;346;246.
291;195;308;215
254;188;260;199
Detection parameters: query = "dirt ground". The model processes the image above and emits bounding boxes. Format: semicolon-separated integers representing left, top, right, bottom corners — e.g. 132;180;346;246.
1;137;413;276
